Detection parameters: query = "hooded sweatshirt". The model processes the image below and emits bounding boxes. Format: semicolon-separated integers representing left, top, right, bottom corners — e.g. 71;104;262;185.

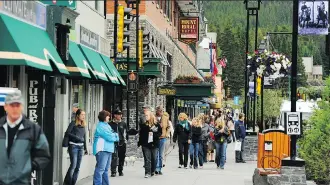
173;120;191;143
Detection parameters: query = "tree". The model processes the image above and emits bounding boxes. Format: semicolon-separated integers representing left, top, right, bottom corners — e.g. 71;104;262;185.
298;78;330;184
256;90;283;132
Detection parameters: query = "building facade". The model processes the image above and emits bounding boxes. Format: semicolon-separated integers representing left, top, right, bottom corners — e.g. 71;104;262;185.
106;0;206;156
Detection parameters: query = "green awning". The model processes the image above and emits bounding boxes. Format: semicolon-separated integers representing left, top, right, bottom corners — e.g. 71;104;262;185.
78;44;118;83
0;13;68;74
100;54;126;86
67;41;95;78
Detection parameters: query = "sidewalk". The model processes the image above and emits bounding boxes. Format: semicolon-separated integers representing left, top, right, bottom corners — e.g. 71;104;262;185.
77;143;256;185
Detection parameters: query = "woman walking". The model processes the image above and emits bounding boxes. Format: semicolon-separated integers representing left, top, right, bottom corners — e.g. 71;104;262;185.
200;115;210;164
189;118;202;169
214;119;230;169
173;113;191;169
227;116;236;142
138;110;161;178
93;110;119;185
63;109;88;185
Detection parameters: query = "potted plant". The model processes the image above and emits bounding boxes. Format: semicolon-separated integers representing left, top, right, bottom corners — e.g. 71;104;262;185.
174;75;187;84
190;76;201;84
204;76;214;83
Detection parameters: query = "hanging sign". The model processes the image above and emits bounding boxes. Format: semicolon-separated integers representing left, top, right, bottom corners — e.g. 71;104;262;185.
285;112;302;135
157;86;176;96
178;17;199;44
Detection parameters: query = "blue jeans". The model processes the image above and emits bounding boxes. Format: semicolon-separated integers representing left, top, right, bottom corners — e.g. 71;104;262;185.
215;142;227;168
93;151;112;185
63;145;83;185
189;143;199;168
156;138;166;172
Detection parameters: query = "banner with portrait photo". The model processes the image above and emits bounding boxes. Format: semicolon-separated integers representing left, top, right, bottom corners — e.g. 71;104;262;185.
298;0;329;35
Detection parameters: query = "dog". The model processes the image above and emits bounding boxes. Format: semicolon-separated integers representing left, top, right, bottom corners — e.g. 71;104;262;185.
125;156;137;166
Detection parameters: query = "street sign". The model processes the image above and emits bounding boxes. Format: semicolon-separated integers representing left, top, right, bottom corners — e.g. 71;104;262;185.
285;112;302;135
40;0;76;9
127;71;138;92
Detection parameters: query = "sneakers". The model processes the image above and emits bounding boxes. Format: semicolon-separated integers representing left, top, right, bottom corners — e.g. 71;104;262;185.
200;166;203;169
220;167;225;169
178;165;183;168
185;167;188;169
155;171;159;175
189;165;193;168
119;172;124;176
111;173;116;177
144;174;150;178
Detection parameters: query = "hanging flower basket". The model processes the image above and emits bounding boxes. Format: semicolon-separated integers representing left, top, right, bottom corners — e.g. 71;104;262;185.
175;79;187;84
174;75;202;84
247;50;292;77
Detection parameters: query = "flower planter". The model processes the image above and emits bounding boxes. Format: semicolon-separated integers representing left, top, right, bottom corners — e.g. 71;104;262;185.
191;80;201;84
175;80;187;84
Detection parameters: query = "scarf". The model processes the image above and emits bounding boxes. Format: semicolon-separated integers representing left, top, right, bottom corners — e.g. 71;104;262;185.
179;120;189;131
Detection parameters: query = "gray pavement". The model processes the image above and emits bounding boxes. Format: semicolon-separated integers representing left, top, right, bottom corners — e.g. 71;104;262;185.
77;143;256;185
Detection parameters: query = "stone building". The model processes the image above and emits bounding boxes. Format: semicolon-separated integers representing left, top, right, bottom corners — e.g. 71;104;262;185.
106;0;206;156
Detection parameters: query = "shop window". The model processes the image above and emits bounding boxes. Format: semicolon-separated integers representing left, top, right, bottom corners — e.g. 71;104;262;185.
71;80;85;111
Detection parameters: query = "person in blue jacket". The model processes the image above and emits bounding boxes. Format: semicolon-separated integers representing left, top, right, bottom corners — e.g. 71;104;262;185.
93;110;119;185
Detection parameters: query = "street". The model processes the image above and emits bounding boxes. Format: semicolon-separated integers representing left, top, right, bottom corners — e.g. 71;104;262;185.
77;143;256;185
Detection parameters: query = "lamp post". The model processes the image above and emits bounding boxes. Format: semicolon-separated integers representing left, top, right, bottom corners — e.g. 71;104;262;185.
257;39;266;132
244;0;261;132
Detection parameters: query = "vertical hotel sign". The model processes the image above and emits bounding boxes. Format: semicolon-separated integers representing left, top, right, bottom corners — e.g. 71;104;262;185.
178;17;199;44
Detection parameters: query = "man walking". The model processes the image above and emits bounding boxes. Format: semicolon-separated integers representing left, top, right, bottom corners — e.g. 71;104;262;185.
110;110;128;177
235;113;246;163
0;90;51;185
155;106;169;175
71;103;79;122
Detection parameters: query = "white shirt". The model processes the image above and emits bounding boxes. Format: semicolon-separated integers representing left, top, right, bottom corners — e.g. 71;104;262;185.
7;115;23;128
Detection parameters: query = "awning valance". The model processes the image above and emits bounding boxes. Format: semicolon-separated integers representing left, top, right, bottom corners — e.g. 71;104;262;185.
0;13;68;74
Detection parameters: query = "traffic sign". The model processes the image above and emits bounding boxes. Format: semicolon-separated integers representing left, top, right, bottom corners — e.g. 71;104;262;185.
127;71;138;92
40;0;76;9
285;112;302;135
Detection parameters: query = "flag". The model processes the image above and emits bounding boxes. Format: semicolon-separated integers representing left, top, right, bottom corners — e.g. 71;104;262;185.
219;57;227;68
210;43;213;74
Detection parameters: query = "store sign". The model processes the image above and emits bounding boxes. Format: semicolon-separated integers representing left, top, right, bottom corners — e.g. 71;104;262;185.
27;73;44;185
185;100;197;105
178;17;199;44
0;1;47;30
100;37;111;57
157;86;176;96
80;26;99;51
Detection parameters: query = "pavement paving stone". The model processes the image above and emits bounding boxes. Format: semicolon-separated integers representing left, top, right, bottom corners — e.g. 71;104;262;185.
77;143;257;185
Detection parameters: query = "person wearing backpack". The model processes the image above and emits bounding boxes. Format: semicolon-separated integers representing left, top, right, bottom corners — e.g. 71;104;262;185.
214;118;230;169
0;90;51;185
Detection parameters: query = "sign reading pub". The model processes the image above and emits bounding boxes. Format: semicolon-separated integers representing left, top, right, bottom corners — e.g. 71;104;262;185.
178;17;199;44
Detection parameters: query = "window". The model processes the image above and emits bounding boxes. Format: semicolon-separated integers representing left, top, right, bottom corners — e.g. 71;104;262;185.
173;3;178;27
95;0;99;11
166;53;172;81
166;0;171;20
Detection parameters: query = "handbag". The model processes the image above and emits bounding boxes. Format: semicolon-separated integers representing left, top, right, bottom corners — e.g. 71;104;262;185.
227;136;232;144
62;122;74;147
235;141;242;151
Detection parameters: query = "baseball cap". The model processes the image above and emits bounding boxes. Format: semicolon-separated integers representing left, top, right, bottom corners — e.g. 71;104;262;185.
5;90;23;104
113;110;123;115
73;103;79;108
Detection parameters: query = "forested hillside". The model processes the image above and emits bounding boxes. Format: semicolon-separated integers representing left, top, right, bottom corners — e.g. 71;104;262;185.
204;1;329;96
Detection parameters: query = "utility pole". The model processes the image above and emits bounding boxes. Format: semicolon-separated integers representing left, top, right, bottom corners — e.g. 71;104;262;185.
290;0;299;160
135;0;140;130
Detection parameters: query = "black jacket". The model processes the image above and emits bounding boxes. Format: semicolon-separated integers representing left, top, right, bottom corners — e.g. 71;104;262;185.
173;122;191;143
0;116;51;185
138;122;162;149
64;121;87;150
190;126;202;143
214;127;230;143
109;120;128;146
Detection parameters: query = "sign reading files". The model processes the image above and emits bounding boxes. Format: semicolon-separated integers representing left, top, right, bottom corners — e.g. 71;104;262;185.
285;112;302;135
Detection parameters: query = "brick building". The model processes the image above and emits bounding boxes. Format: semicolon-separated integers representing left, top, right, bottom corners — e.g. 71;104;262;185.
106;0;206;156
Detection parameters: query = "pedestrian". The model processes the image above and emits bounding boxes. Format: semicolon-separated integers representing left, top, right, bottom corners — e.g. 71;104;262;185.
93;110;119;185
163;112;174;167
139;105;151;169
71;103;79;122
189;117;202;169
138;110;161;178
63;109;88;185
235;113;246;163
200;115;210;164
0;90;51;185
155;106;169;175
110;110;128;177
207;116;216;162
173;112;191;169
227;116;236;142
214;119;230;169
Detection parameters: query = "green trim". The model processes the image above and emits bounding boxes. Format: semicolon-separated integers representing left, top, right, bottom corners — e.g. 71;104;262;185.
116;57;163;78
67;41;94;78
100;54;125;86
0;13;68;74
164;83;213;97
